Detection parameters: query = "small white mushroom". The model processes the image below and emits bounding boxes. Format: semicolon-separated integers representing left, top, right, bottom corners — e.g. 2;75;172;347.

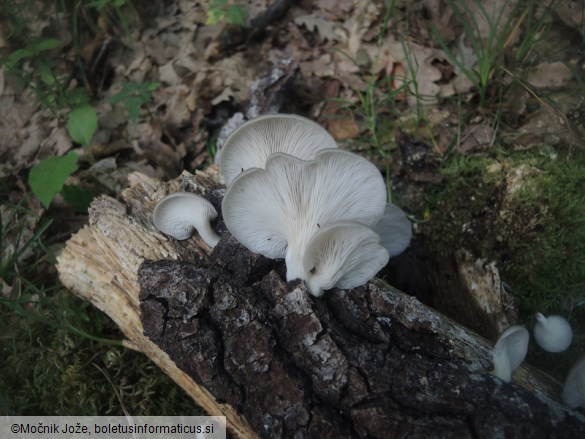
219;113;338;186
302;221;390;297
563;356;585;409
533;313;573;353
153;192;220;247
373;203;412;258
222;149;387;282
492;325;529;382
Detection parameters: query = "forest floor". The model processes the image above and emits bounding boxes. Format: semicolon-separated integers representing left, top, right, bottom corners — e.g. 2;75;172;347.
1;0;584;416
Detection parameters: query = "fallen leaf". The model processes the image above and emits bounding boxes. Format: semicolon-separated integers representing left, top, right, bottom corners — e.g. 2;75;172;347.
458;123;495;152
526;61;573;89
295;15;344;42
319;80;360;141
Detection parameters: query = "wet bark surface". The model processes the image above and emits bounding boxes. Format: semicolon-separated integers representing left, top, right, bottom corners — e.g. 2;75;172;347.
139;237;585;439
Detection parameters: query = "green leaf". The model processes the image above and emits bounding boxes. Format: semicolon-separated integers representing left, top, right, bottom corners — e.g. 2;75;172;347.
210;0;228;7
35;38;62;52
125;96;142;122
108;82;159;122
28;152;79;208
67;104;97;147
4;48;33;70
39;64;55;86
146;82;160;92
60;184;95;213
226;6;246;26
87;0;110;10
63;88;91;107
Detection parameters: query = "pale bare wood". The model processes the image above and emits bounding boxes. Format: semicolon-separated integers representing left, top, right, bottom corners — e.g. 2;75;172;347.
57;166;258;439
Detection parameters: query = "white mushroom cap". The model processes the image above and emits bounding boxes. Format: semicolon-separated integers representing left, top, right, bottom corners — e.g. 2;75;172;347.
219;114;338;186
222;149;387;281
153;192;220;247
302;221;390;297
492;325;529;382
373;203;412;257
563;356;585;409
533;313;573;353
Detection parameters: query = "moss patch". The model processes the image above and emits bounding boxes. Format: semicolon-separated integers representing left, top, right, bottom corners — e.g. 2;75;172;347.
0;291;202;415
422;149;585;380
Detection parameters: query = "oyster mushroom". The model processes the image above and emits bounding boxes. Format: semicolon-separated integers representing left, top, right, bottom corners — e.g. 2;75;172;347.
533;313;573;353
563;356;585;409
153;192;220;247
302;221;390;297
492;325;529;382
219;113;338;186
373;203;412;257
222;149;387;283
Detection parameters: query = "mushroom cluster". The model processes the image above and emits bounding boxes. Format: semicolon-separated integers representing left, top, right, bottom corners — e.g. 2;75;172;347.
152;114;412;297
490;312;583;409
220;114;412;297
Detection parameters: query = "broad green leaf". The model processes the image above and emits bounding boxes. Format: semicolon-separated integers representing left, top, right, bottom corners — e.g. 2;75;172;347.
210;0;228;7
108;82;159;122
226;6;246;26
4;48;33;69
206;11;222;25
39;64;55;86
35;38;62;52
28;152;79;208
67;104;97;147
125;96;142;122
64;88;91;107
60;184;95;213
87;0;110;10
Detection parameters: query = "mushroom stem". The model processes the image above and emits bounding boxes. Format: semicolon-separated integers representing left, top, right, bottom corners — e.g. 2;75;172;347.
285;245;305;283
197;222;221;248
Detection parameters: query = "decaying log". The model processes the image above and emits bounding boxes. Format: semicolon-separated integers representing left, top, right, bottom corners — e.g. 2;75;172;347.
57;167;585;438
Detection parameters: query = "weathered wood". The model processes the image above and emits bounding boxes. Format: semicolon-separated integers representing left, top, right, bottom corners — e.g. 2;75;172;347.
57;168;585;438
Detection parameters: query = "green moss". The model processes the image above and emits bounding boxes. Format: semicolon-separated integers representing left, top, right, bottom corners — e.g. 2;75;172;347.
0;291;203;415
495;155;585;378
423;150;585;380
501;157;585;299
424;153;506;254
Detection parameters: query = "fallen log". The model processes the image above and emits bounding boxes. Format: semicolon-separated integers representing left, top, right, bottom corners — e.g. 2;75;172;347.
57;167;585;438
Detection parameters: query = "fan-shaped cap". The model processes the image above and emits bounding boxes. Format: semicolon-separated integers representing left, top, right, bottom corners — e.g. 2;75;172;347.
373;203;412;257
222;149;387;281
563;356;585;409
219;114;338;186
153;192;220;247
302;221;390;297
533;313;573;353
492;325;529;382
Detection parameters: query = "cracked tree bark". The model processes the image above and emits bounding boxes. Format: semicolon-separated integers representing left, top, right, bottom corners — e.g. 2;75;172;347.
57;167;585;439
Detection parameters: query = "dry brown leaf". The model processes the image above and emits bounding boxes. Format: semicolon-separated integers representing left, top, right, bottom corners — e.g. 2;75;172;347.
459;123;495;152
526;62;574;89
423;0;455;41
555;0;584;28
516;92;585;148
314;0;354;20
159;61;182;86
463;0;519;43
299;53;336;78
319;80;360;141
294;15;345;42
